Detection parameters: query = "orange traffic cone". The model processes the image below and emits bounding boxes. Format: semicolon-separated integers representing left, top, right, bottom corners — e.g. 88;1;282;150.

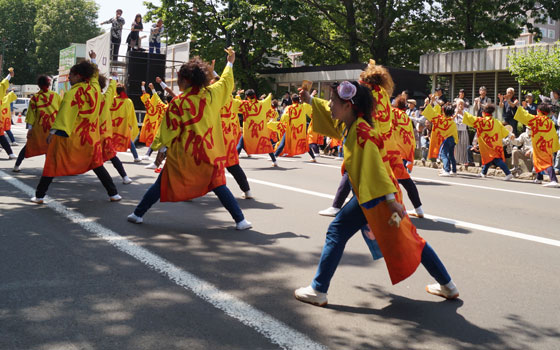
16;113;23;123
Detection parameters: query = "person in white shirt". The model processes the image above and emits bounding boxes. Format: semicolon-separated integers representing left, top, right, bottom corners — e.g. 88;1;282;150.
509;127;533;177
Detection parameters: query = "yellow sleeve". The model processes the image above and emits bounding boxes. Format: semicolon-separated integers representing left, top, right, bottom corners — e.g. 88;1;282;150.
126;98;139;140
280;106;290;124
105;80;117;107
462;111;477;127
303;103;313;118
52;85;82;135
151;91;163;106
259;93;272;113
140;92;150;106
25;97;37;126
54;92;62;110
207;65;234;121
152;99;179;150
309;97;344;139
422;104;437;121
0;78;9;100
232;97;243;114
514;107;533;126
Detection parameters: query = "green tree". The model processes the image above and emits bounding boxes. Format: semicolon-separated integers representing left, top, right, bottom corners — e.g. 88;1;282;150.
508;45;560;96
146;0;289;90
0;0;38;84
34;0;101;75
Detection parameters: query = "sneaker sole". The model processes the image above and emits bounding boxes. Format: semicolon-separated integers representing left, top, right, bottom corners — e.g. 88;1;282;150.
425;286;459;300
409;213;424;219
294;292;328;307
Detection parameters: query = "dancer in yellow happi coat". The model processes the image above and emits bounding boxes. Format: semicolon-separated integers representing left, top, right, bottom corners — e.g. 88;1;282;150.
514;103;560;187
273;93;316;162
139;81;166;160
13;76;61;172
0;69;17;159
31;59;121;203
422;103;459;177
127;51;252;230
110;84;140;162
392;95;416;172
461;104;513;180
294;81;458;306
236;90;278;166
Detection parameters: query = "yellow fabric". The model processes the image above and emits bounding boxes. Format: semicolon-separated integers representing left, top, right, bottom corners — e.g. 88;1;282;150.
278;102;311;156
462;111;509;164
0;92;17;133
392;107;415;163
422;104;458;158
514;108;560;172
239;93;274;154
0;78;9;101
220;94;243;167
24;90;61;158
309;97;345;139
110;96;138;151
43;76;104;177
99;79;117;161
157;64;234;202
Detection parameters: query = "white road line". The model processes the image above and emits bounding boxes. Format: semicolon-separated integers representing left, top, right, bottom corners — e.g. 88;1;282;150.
241;175;560;248
0;170;327;350
411;176;560;200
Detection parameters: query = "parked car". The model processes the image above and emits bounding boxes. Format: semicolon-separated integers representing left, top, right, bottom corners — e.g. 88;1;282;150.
12;98;30;115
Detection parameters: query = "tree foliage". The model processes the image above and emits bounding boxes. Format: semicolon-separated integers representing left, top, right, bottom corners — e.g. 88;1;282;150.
0;0;38;84
508;45;560;95
34;0;101;75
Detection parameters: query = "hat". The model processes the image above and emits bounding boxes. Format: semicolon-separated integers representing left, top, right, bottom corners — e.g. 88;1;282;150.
407;99;417;105
526;93;533;97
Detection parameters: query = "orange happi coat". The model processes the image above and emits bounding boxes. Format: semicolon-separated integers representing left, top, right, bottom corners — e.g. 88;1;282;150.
462;112;509;165
278;102;311;156
422;104;458;159
24;90;61;158
239;94;274;154
392;107;415;163
140;92;166;146
515;108;560;172
98;79;118;161
220;94;243;167
151;65;234;202
42;76;103;177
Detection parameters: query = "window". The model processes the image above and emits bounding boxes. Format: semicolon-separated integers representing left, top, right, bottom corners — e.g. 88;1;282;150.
515;40;526;46
540;28;547;37
548;17;556;25
548;29;555;39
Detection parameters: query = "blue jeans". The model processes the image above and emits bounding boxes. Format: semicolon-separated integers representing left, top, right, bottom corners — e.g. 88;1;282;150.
133;172;245;223
482;158;511;175
439;137;456;172
311;196;451;293
130;141;139;159
6;129;15;143
149;41;161;54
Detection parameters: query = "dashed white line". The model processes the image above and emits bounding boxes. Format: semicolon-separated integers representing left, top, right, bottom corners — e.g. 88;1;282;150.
0;169;327;350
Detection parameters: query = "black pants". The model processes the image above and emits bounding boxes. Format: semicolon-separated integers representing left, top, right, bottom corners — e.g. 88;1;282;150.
226;164;250;192
15;146;26;166
0;135;13;155
111;37;121;61
398;178;422;209
110;156;127;178
35;165;118;198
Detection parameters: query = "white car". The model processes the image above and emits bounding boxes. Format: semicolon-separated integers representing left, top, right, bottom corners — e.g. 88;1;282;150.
12;98;30;115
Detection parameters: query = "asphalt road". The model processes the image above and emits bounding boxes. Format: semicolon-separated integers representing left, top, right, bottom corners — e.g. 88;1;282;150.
1;123;559;350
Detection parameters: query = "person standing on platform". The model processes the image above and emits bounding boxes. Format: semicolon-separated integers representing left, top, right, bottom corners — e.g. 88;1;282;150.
149;19;165;54
101;9;125;61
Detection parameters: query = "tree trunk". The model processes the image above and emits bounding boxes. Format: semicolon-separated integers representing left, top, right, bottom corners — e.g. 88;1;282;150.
342;0;360;63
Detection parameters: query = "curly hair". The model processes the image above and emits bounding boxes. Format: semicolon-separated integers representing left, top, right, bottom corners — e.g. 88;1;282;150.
393;95;407;110
177;56;213;89
359;61;394;97
69;60;95;80
98;75;107;90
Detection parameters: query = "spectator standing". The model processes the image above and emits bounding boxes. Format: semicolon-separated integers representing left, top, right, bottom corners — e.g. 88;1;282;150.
499;87;519;136
149;19;165;54
406;99;424;149
509;127;533;177
434;87;447;105
454;99;469;165
128;14;144;51
454;89;470;109
101;9;125;61
473;86;491;117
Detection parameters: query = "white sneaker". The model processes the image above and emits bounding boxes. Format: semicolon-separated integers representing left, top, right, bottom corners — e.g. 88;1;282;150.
30;196;44;204
533;179;543;184
134;158;142;163
318;207;340;217
235;219;252;230
426;282;459;300
451;172;457;176
127;213;143;224
242;190;253;199
141;155;150;160
11;142;18;146
310;158;317;163
294;285;328;306
439;171;451;177
145;162;157;169
122;176;132;184
478;173;486;178
12;165;20;172
8;154;17;159
412;206;424;218
503;174;513;181
272;161;278;167
109;194;122;202
543;181;559;188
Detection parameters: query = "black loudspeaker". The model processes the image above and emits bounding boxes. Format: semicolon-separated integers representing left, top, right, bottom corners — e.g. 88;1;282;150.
126;51;166;110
